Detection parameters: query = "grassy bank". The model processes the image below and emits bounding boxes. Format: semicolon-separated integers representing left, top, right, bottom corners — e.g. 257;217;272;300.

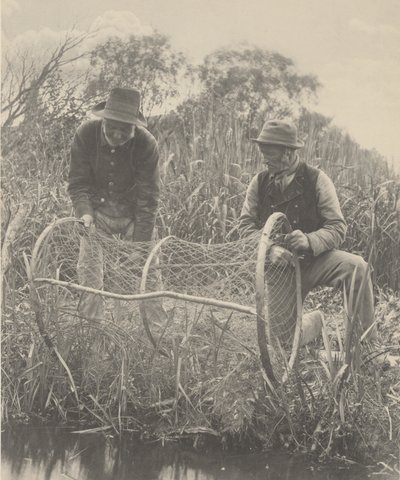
1;97;399;470
2;276;400;469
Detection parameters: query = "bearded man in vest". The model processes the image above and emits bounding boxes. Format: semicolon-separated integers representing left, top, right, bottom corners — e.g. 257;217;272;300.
239;120;377;343
68;87;165;324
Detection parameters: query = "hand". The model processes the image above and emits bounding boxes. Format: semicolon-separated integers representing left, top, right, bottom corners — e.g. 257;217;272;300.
269;244;294;267
80;214;95;233
285;230;310;252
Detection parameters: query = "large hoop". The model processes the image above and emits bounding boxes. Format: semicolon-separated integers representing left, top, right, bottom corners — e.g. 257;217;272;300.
255;212;303;384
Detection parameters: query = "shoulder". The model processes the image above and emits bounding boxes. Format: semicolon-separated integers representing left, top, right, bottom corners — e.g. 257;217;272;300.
302;162;321;181
311;168;339;200
256;169;269;185
315;169;335;188
133;127;159;168
247;170;267;193
301;162;335;185
135;126;158;149
75;119;101;138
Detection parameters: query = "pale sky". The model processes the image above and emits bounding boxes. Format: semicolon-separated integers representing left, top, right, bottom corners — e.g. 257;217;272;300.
2;0;400;170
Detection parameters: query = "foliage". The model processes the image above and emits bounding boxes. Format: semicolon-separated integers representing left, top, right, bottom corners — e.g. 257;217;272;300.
2;286;399;466
85;33;187;116
153;107;399;291
197;45;320;122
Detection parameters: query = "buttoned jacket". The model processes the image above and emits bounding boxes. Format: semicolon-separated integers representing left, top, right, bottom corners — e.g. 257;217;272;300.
68;119;160;242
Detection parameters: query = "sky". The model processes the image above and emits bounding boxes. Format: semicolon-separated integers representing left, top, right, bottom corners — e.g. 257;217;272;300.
2;0;400;170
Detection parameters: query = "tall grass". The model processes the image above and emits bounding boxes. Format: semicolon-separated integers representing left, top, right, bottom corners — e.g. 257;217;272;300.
1;104;399;464
154;108;399;289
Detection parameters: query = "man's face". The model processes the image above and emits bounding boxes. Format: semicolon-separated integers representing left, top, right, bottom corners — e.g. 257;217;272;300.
258;144;294;174
103;119;136;147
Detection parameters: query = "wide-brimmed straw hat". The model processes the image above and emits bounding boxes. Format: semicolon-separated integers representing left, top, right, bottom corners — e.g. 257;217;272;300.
92;87;147;127
252;120;304;149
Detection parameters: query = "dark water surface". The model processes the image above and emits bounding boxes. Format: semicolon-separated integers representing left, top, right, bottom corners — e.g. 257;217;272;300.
1;426;380;480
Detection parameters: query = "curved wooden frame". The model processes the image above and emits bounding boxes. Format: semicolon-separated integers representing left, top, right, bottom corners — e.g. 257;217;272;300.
30;217;79;280
139;235;174;348
255;212;303;384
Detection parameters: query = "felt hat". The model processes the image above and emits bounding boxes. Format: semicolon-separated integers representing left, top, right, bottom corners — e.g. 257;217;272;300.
252;120;304;149
92;87;147;127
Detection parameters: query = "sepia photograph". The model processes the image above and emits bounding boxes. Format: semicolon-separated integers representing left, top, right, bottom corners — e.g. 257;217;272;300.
1;0;400;478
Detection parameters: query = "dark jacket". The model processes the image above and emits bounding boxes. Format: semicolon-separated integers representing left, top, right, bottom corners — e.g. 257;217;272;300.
68;119;160;242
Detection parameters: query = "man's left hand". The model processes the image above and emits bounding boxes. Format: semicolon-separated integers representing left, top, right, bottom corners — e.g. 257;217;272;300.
285;230;311;253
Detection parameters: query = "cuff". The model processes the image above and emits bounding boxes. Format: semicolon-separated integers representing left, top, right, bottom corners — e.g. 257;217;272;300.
132;225;154;242
305;232;321;256
74;201;94;219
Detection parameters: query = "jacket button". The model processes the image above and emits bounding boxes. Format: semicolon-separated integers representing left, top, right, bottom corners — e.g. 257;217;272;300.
111;149;115;154
100;197;105;203
294;204;298;208
110;161;115;166
108;181;114;187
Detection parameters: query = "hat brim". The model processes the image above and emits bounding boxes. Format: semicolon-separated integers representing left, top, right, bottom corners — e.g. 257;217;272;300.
92;101;147;127
251;138;304;149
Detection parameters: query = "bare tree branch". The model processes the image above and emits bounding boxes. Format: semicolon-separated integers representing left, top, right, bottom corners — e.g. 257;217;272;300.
1;31;89;128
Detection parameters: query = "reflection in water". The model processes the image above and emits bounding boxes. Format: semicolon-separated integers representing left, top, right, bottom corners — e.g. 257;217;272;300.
1;427;373;480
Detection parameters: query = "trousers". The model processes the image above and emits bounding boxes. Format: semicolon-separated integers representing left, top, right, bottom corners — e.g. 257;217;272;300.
76;211;166;326
300;249;376;340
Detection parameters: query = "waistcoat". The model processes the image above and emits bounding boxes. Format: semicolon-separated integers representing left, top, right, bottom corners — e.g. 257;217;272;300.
257;162;321;232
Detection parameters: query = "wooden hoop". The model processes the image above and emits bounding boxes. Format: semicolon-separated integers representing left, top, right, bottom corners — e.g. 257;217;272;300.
255;212;303;384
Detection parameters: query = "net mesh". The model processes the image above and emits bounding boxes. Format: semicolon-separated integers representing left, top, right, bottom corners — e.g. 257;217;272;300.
263;216;298;347
31;217;299;349
32;219;261;307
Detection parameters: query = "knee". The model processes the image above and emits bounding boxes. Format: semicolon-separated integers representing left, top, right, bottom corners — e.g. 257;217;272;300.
342;255;369;284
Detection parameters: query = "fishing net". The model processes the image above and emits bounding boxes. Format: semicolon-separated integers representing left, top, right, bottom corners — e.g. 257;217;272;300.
31;217;260;309
30;215;308;384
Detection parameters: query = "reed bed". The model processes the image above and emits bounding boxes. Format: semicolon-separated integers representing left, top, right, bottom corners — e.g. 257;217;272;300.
1;105;399;467
2;284;399;465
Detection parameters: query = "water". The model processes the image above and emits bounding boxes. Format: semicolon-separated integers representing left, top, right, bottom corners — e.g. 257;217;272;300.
1;426;381;480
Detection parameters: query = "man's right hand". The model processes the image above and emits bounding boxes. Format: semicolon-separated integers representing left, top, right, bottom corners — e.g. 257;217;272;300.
268;244;294;268
80;214;95;232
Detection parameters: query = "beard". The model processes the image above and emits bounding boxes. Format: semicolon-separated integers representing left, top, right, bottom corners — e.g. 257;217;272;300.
103;123;135;147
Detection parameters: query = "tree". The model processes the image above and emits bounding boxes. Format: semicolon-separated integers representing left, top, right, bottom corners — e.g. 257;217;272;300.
85;33;187;117
171;45;321;165
1;31;87;129
197;45;321;123
1;32;90;300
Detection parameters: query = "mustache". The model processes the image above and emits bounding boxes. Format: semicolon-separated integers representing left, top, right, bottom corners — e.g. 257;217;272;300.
104;131;134;146
104;134;130;146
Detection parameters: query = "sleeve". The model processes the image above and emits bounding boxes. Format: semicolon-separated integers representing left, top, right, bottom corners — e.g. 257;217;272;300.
238;174;260;237
132;136;160;242
305;170;347;256
67;123;95;219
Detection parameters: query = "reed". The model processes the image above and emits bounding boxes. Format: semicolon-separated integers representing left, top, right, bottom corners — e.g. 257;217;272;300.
1;99;399;466
154;108;399;288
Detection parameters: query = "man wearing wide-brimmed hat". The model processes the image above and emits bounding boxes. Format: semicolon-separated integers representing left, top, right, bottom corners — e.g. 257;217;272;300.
68;87;163;322
239;120;376;343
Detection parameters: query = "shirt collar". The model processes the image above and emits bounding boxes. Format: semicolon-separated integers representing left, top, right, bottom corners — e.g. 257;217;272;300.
270;155;300;181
